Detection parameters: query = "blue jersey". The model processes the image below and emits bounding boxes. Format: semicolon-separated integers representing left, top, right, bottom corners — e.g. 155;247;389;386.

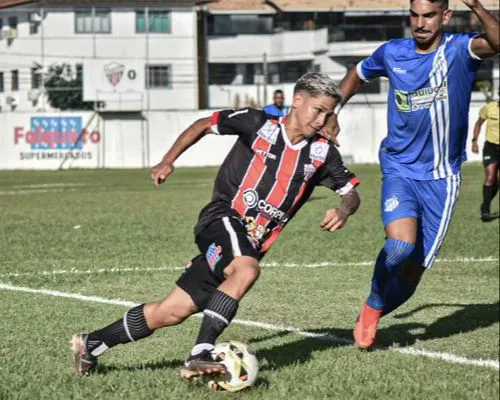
263;104;289;117
358;32;481;180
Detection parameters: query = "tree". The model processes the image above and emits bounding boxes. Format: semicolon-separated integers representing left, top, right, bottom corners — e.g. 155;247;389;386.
44;64;94;110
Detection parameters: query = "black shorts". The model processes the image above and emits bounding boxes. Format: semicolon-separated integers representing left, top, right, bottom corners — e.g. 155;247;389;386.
176;216;260;310
483;141;500;167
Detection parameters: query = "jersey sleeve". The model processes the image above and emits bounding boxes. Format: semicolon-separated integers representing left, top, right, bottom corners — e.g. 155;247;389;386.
210;108;265;140
356;43;388;82
479;104;488;120
317;147;360;196
455;32;482;71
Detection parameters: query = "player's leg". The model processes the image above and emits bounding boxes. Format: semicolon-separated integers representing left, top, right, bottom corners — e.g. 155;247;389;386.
481;142;499;221
71;283;199;375
182;217;260;378
354;177;418;348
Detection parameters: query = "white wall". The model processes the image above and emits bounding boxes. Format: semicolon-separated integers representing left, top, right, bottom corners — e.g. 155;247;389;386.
0;102;487;170
0;5;198;112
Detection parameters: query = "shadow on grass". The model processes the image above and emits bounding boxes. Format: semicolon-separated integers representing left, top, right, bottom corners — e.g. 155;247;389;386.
97;359;184;375
251;301;499;371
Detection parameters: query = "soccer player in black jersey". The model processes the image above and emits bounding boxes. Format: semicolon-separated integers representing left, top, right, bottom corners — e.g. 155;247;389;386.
71;72;361;378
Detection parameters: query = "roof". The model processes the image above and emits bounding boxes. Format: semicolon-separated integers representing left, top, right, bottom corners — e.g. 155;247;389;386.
0;0;195;9
205;0;500;12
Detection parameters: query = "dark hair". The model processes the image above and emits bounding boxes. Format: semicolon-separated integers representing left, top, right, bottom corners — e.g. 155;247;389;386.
411;0;449;8
273;90;284;96
293;72;342;103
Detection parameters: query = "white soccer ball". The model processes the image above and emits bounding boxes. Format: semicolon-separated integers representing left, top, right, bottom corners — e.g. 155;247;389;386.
206;341;259;392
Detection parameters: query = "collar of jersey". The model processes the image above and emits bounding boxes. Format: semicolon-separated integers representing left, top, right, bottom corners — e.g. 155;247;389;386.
279;116;308;151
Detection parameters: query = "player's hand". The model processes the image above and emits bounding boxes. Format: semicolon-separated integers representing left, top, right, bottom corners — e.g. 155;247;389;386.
472;142;479;154
151;161;174;188
462;0;480;9
320;208;348;232
318;114;341;147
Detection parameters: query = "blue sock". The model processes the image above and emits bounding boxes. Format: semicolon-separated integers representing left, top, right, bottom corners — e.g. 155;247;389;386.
366;238;415;310
381;276;418;316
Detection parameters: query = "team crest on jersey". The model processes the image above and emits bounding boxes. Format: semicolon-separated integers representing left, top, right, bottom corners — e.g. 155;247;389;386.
256;120;279;145
303;164;317;181
206;243;223;271
384;195;399;212
244;216;269;249
310;141;329;163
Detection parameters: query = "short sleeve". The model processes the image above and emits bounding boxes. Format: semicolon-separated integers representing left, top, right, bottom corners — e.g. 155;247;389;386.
210;108;266;139
317;147;360;196
357;43;388;82
479;104;488;120
454;32;482;71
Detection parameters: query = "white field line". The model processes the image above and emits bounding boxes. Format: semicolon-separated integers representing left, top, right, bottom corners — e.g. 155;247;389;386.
0;257;498;279
0;282;498;370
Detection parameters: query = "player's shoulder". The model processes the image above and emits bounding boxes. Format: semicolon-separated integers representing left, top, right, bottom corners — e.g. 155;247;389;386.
384;38;414;52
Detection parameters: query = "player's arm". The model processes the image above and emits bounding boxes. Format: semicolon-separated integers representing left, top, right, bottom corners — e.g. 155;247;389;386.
320;44;387;143
465;0;500;58
151;117;211;188
320;188;361;232
471;116;486;154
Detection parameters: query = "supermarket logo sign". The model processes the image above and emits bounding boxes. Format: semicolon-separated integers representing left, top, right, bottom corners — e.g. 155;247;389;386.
14;116;102;150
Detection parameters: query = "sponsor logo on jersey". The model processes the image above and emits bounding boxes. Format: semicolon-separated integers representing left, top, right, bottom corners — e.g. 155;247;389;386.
256;149;277;160
303;163;317;181
243;189;259;208
256;120;279;145
394;80;448;113
242;189;288;222
392;67;407;74
228;109;249;119
384;195;399;212
206;243;223;271
310;141;329;162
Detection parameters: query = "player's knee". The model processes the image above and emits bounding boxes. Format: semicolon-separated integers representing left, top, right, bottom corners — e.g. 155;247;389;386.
400;261;425;285
227;258;261;284
383;238;415;270
485;175;496;186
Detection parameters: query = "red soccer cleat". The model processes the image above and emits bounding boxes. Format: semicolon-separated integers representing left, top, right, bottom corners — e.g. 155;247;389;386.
353;303;383;349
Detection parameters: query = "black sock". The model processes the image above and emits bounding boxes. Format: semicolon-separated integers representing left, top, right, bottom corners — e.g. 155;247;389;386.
482;185;494;213
195;290;238;349
86;304;153;356
492;183;498;200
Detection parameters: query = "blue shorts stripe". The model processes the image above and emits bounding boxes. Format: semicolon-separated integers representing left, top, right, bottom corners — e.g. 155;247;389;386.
424;174;461;268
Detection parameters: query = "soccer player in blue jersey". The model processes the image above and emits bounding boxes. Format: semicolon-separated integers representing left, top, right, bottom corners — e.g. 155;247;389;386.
325;0;499;349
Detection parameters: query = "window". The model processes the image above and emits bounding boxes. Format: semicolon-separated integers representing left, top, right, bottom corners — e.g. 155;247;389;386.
136;10;170;33
209;64;237;85
209;15;273;35
0;19;3;32
31;68;42;89
146;65;171;88
0;72;4;93
8;16;17;29
75;9;111;34
11;70;19;91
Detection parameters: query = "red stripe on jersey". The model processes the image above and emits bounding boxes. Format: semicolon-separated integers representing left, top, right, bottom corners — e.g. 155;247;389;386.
231;136;272;217
350;177;360;186
260;226;282;253
210;111;220;127
255;146;300;227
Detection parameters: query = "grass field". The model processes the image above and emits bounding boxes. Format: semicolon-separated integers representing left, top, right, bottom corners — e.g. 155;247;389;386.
0;164;498;400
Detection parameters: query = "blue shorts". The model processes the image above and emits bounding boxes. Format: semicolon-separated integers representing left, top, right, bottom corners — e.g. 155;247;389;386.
381;174;461;269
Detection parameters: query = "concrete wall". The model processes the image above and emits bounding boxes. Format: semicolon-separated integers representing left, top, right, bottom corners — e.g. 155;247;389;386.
0;102;486;170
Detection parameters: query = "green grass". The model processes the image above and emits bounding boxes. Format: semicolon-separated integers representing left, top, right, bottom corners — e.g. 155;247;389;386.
0;164;498;400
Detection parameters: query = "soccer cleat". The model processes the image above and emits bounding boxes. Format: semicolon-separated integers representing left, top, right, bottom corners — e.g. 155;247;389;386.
480;206;492;222
70;333;98;375
180;349;227;380
353;303;383;349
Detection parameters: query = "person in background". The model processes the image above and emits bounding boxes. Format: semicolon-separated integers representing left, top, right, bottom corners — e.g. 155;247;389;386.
263;90;290;117
471;93;499;221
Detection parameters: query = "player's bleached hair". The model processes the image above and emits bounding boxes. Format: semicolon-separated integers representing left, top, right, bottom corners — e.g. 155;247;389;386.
293;72;342;103
410;0;449;8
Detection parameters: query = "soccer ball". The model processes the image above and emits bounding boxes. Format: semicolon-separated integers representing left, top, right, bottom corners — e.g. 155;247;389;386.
206;341;259;392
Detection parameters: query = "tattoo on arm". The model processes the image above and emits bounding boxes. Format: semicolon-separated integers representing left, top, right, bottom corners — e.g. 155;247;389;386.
338;189;361;217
